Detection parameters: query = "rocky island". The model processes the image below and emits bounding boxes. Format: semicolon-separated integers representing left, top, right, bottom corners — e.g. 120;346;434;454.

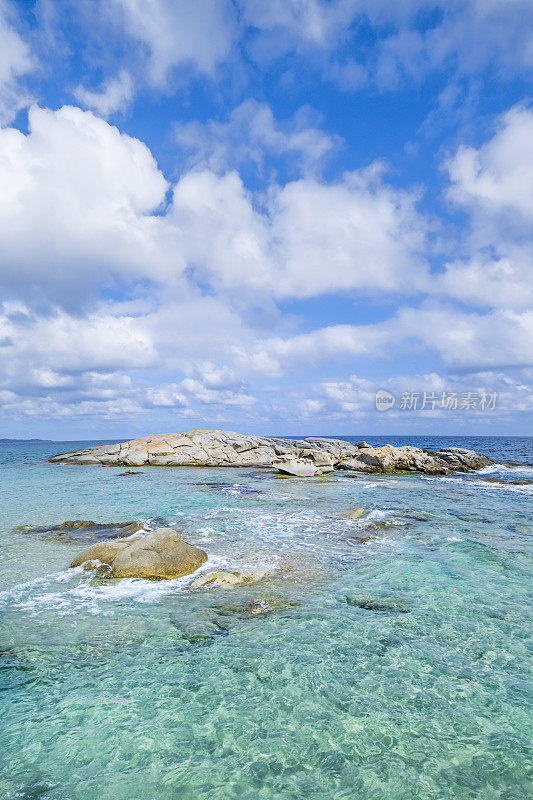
49;430;493;475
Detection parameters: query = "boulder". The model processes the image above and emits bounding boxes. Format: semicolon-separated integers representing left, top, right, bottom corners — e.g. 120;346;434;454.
70;527;207;580
190;568;268;589
276;459;321;477
71;539;131;569
341;507;366;519
437;447;493;470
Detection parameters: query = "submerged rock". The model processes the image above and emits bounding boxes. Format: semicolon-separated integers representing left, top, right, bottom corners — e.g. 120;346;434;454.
192;481;261;495
49;429;494;476
347;535;377;544
514;524;533;535
341;507;366;519
480;477;533;485
190;567;269;589
117;471;143;476
17;519;145;543
345;593;413;613
214;596;296;620
70;527;207;580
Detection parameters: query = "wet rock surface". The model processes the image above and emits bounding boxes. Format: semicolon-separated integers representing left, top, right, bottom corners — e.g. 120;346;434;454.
49;430;494;476
341;507;366;519
70;527;207;580
16;519;146;543
190;568;269;589
480;476;533;485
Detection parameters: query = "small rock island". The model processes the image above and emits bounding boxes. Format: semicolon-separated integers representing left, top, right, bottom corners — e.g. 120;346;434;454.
50;430;493;475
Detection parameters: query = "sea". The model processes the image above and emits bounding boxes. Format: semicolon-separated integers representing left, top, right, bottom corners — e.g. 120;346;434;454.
0;436;532;800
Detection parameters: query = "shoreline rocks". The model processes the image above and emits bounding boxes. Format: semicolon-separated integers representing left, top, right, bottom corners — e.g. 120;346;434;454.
49;429;494;476
71;527;207;580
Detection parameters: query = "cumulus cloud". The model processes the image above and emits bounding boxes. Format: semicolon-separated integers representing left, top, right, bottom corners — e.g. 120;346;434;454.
265;166;428;297
0;304;157;391
0;0;35;122
398;307;533;370
174;100;340;175
438;106;533;310
436;253;533;311
0;105;428;311
446;105;533;225
0;99;530;430
0;105;176;308
109;0;237;85
170;165;428;299
74;69;134;117
250;323;391;375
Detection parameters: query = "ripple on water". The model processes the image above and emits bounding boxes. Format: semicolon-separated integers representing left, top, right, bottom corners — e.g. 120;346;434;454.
0;446;531;800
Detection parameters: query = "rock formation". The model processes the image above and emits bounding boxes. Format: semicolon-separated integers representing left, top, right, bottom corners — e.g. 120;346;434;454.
190;567;269;589
50;430;493;475
18;519;146;543
71;527;207;580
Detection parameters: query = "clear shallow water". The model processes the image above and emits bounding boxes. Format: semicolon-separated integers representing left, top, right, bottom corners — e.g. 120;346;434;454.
0;437;532;800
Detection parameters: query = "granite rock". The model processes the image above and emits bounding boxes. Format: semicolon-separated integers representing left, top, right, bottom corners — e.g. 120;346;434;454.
50;430;493;476
70;527;207;580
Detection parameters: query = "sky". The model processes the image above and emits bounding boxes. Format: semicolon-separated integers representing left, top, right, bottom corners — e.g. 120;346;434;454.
0;0;532;439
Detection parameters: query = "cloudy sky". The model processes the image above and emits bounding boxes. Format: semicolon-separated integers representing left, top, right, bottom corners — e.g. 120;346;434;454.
1;0;532;439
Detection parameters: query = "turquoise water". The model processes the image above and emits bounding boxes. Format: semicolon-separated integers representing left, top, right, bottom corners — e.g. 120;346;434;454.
0;437;532;800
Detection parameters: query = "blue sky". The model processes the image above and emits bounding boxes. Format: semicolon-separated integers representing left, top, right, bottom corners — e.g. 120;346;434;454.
0;0;532;439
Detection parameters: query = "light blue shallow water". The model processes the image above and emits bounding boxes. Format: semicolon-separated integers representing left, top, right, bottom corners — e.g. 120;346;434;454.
0;437;532;800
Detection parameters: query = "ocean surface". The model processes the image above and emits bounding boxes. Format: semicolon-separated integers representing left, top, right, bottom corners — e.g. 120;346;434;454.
0;436;532;800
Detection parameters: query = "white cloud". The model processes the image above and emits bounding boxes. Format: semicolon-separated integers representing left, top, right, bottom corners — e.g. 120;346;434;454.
180;378;255;407
110;0;237;86
297;368;533;422
239;0;533;88
401;307;533;370
0;0;35;123
249;323;390;376
0;394;146;420
247;306;533;374
0;105;176;307
446;105;533;224
169;164;429;299
0;105;427;311
0;305;157;389
74;70;134;117
438;105;533;310
436;252;533;311
174;99;340;175
239;0;359;49
266;165;428;297
0;101;530;429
